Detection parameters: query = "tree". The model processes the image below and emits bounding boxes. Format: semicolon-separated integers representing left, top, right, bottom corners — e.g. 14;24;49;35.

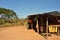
0;7;19;24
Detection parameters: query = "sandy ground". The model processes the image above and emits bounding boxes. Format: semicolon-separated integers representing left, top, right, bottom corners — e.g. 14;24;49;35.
0;26;60;40
47;34;60;40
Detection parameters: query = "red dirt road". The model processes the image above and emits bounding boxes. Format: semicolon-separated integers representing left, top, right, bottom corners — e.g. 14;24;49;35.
0;26;46;40
0;26;60;40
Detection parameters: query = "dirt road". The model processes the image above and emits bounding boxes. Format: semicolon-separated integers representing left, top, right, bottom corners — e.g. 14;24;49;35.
0;26;60;40
0;26;46;40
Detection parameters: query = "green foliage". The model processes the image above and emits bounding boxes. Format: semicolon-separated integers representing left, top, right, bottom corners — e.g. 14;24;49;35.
0;18;5;24
0;7;19;26
0;8;16;15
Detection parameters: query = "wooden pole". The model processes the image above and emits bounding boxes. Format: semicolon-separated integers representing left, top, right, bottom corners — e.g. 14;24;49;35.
58;27;59;36
46;18;48;39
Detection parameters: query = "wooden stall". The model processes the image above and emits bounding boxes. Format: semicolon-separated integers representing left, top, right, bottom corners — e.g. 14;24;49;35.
27;11;60;35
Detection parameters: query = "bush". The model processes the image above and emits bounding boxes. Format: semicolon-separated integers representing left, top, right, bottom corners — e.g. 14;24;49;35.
0;18;5;25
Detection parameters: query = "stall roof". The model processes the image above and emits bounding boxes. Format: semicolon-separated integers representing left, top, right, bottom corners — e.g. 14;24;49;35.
43;11;60;16
27;11;60;17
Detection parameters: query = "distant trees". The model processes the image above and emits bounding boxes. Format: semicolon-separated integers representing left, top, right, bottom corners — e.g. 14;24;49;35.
0;8;19;25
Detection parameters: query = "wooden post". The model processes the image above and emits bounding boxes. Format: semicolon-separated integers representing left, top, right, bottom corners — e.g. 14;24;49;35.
46;18;48;39
58;27;59;36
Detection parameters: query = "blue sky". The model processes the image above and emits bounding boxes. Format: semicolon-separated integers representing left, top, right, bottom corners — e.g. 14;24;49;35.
0;0;60;18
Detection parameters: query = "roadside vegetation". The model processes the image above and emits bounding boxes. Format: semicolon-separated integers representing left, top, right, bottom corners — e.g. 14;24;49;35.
0;8;20;27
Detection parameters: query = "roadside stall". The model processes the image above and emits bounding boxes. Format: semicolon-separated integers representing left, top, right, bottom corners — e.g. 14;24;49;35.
27;11;60;37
